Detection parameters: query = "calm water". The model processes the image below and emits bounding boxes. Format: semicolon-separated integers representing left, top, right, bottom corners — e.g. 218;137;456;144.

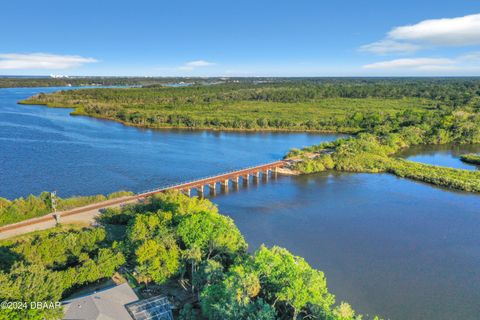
399;144;480;170
211;174;480;320
0;87;341;199
1;87;479;319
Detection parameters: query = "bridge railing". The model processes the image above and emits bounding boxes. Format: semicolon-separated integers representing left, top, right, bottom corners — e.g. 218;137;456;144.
137;160;284;195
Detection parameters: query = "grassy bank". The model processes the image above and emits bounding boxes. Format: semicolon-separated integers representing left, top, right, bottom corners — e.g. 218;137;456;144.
460;153;480;165
0;191;133;227
287;132;480;193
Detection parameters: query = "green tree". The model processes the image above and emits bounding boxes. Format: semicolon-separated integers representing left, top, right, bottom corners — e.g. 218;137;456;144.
135;237;180;284
177;211;247;260
200;264;276;320
253;246;335;320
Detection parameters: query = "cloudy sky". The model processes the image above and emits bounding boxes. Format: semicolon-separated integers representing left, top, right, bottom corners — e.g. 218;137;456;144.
1;0;479;76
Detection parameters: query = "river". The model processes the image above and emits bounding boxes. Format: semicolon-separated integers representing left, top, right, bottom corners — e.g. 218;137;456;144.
0;87;341;199
1;87;479;320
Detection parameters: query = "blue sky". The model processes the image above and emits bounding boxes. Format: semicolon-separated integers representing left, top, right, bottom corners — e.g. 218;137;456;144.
1;0;479;76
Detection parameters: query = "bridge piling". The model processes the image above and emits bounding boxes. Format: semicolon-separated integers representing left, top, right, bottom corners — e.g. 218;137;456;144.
272;167;278;179
262;169;269;181
232;176;240;191
197;185;204;197
209;182;217;196
253;171;260;183
232;176;239;185
221;179;229;192
243;174;249;186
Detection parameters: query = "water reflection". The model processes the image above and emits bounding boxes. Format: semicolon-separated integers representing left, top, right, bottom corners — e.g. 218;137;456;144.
398;144;480;170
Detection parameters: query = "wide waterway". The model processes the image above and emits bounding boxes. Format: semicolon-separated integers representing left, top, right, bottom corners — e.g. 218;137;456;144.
1;87;479;320
0;87;342;199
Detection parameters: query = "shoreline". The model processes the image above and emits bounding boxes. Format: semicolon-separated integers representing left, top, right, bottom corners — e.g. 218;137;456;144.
18;100;360;135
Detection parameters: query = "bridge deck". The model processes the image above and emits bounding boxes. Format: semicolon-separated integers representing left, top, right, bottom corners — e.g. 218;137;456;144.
138;160;285;197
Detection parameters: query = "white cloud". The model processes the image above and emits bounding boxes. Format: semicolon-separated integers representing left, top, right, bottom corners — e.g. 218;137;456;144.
359;40;421;55
361;13;480;54
389;13;480;46
0;53;97;70
178;60;215;71
363;58;455;70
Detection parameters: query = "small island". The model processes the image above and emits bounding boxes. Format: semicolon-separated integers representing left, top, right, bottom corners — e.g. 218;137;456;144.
460;153;480;165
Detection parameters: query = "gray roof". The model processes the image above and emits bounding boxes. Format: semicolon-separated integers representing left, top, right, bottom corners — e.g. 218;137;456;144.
63;283;139;320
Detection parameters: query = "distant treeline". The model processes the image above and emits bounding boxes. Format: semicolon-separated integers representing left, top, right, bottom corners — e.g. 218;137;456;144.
0;76;235;88
21;78;480;133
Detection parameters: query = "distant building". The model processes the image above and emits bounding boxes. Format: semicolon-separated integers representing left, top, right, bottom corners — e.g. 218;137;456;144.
50;74;70;78
62;283;173;320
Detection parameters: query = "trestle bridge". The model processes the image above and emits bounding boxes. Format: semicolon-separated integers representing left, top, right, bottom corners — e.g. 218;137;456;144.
0;160;286;238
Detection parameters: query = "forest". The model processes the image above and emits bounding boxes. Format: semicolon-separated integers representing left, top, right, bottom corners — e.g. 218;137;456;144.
21;78;480;133
0;192;381;320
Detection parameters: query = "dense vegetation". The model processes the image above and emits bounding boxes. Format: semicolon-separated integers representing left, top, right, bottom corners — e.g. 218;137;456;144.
0;192;381;319
287;131;480;192
21;78;480;132
0;226;125;319
460;153;480;165
0;191;133;227
276;81;480;192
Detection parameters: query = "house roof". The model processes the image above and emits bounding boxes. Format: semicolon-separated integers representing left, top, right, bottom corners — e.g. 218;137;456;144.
63;283;139;320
